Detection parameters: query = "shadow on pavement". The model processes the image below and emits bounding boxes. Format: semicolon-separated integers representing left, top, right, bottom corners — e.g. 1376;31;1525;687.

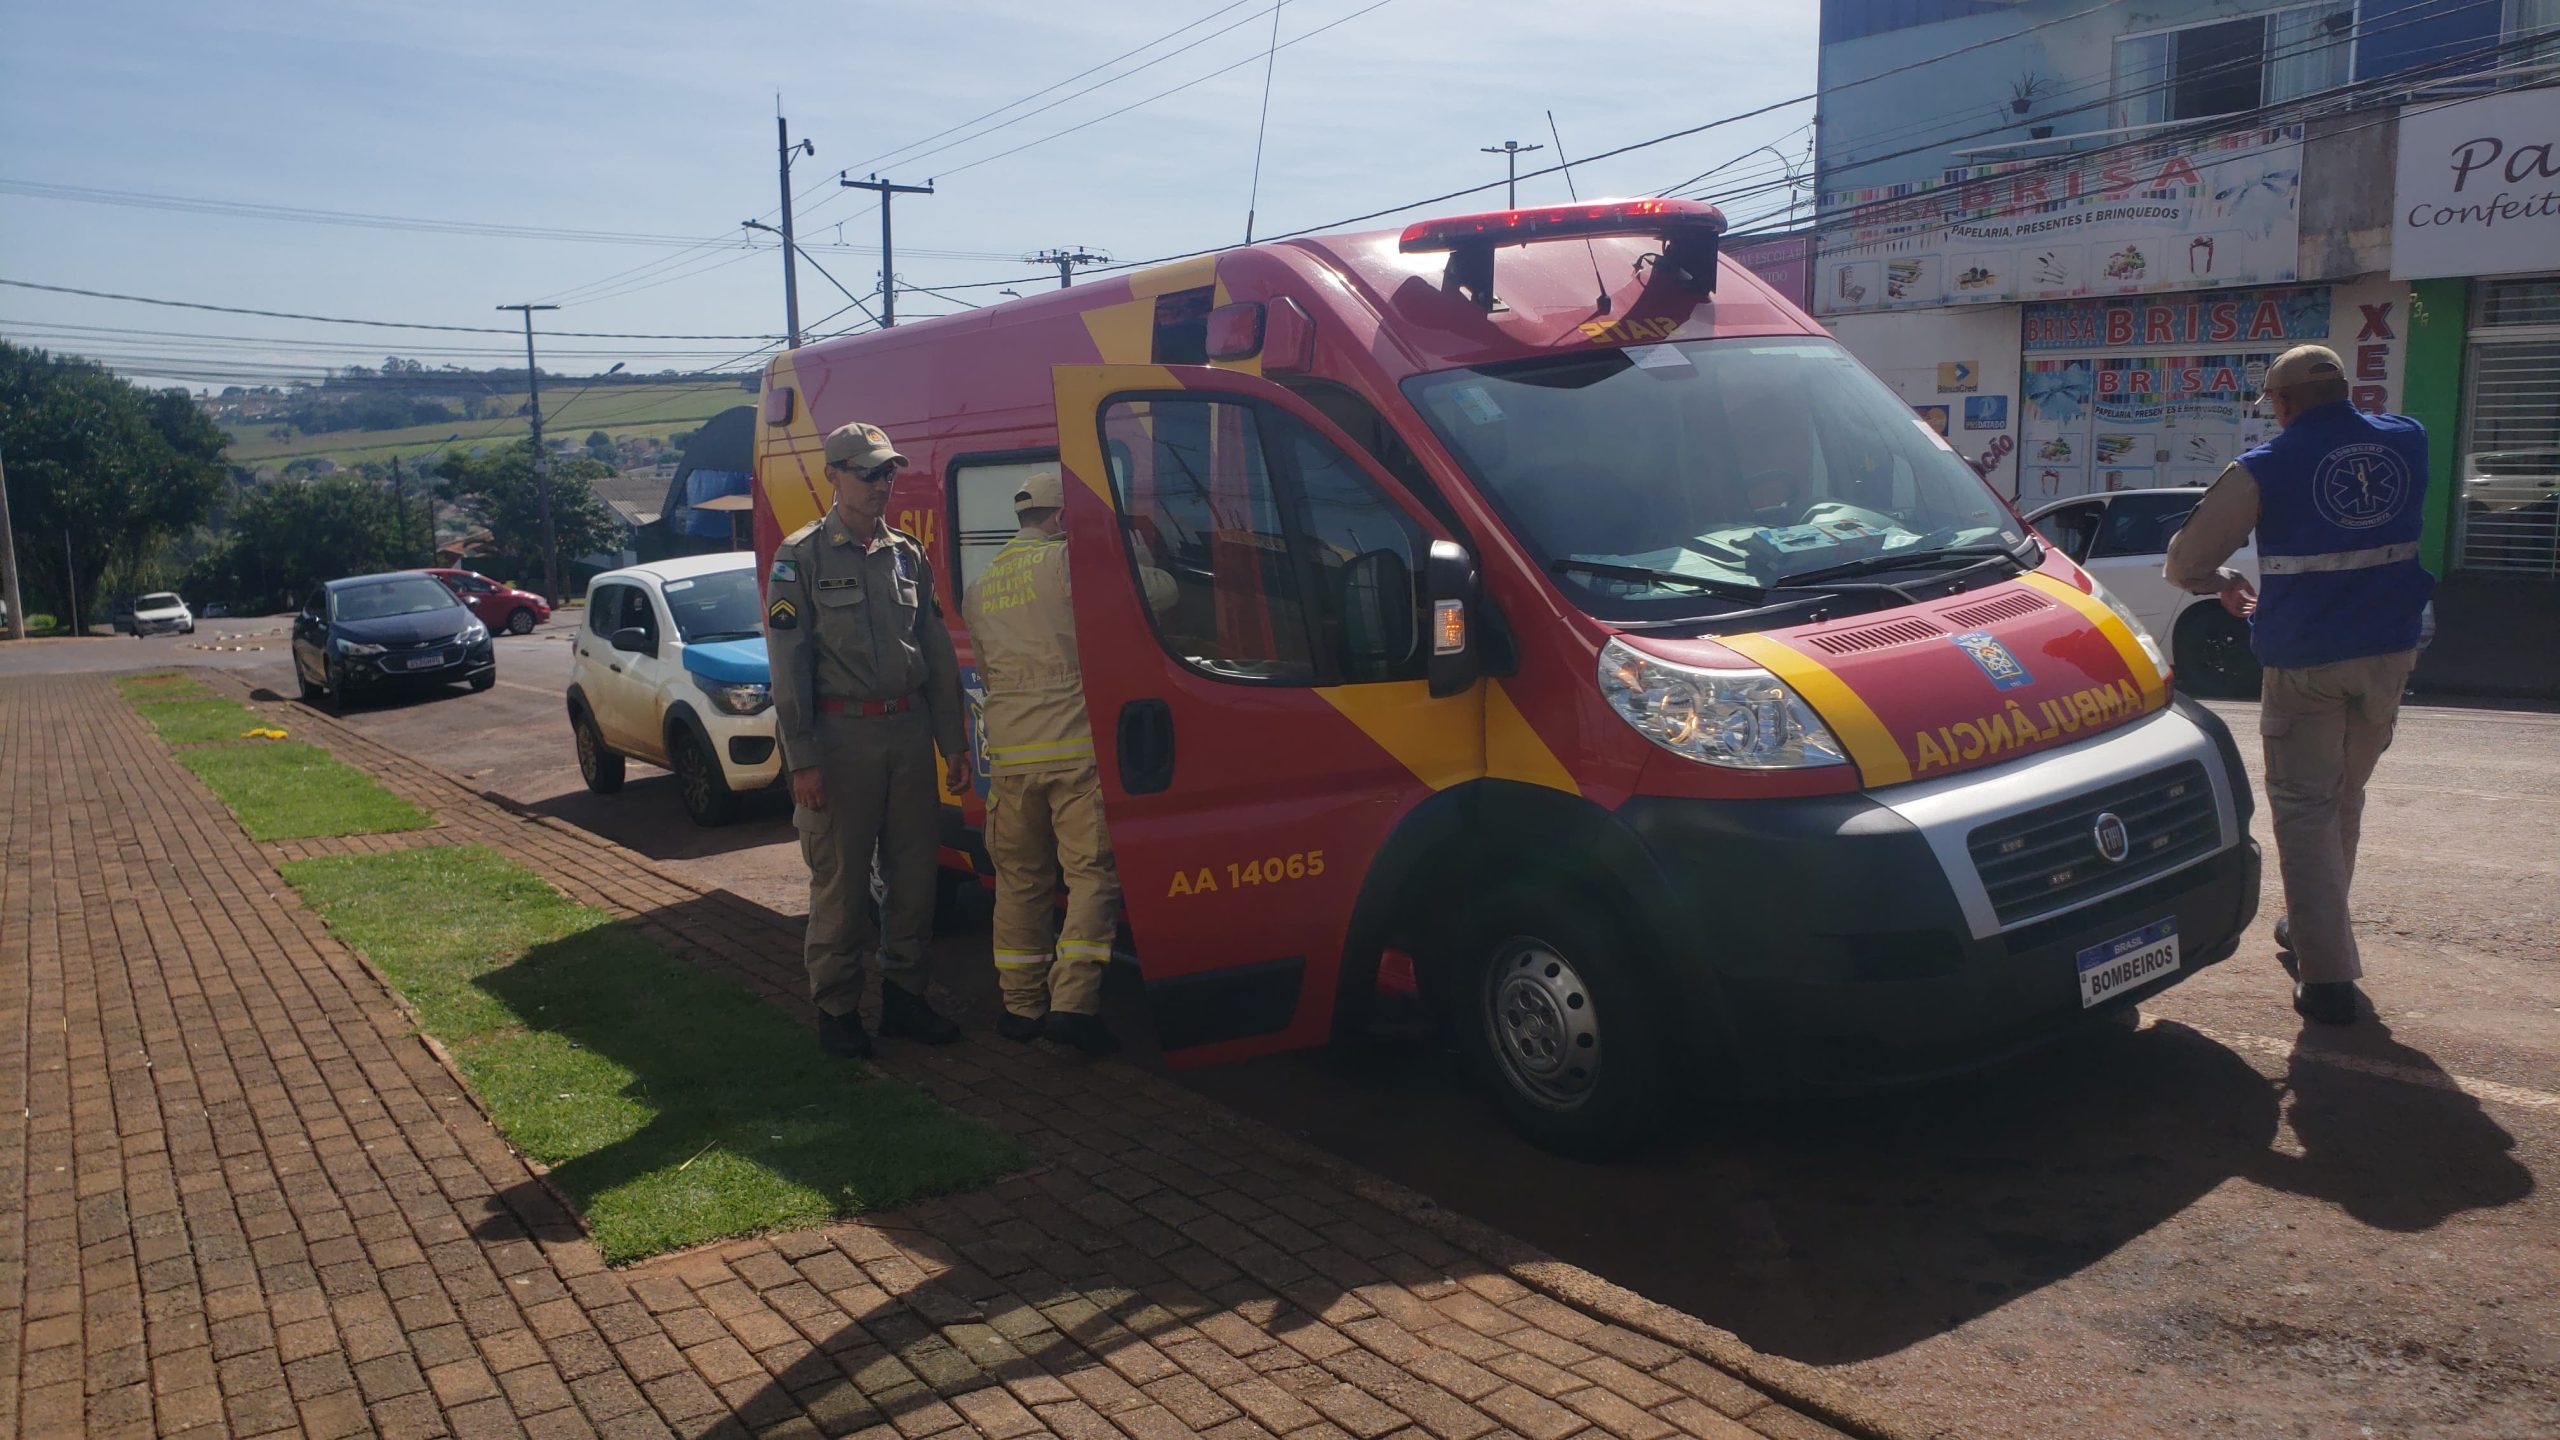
1184;1009;2537;1366
2249;1018;2534;1232
518;782;795;864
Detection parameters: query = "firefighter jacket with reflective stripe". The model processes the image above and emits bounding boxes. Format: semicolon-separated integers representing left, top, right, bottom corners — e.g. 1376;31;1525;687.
2237;402;2433;669
963;530;1093;776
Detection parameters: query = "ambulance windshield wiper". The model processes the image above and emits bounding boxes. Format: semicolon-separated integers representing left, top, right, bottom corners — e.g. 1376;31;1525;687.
1774;542;2027;589
1548;558;1768;602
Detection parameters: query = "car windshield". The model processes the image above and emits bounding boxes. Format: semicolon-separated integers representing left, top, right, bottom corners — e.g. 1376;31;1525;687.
1403;337;2031;622
334;577;462;622
660;568;762;643
137;593;182;610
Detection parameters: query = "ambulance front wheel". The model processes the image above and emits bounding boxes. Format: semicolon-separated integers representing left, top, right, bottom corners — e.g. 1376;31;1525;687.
1458;895;1672;1160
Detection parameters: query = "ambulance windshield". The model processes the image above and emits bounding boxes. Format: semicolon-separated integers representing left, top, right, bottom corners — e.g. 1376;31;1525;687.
1404;338;2031;621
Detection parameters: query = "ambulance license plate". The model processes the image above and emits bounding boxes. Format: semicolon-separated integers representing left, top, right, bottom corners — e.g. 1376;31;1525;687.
2076;918;2179;1008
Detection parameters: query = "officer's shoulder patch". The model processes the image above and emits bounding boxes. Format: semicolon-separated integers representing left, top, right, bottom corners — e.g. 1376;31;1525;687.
766;596;799;630
784;519;822;545
768;557;798;584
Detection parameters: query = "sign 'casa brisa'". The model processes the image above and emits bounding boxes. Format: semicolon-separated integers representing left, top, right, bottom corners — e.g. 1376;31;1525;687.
2391;86;2560;281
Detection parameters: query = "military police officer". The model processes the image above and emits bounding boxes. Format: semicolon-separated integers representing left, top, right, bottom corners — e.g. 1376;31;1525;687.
2166;345;2432;1027
961;470;1160;1057
766;421;970;1058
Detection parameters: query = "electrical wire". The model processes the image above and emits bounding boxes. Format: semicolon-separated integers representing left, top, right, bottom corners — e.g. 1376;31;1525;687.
0;279;783;340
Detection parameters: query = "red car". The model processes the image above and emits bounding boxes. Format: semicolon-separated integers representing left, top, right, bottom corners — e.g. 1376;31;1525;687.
423;567;552;634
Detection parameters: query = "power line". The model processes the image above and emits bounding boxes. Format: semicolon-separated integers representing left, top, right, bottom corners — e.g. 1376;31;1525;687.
839;0;1266;177
0;279;783;340
930;0;1402;184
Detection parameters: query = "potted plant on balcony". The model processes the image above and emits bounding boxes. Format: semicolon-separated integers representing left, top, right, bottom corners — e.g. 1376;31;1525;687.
2009;73;2048;115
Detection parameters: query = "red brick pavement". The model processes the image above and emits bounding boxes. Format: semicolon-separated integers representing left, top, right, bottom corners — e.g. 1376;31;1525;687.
0;671;1880;1440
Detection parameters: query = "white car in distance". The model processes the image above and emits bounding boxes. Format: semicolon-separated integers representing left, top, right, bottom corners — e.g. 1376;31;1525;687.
2023;488;2262;697
567;552;780;825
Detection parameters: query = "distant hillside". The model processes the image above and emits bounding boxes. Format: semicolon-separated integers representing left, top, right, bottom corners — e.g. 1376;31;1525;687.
219;379;757;470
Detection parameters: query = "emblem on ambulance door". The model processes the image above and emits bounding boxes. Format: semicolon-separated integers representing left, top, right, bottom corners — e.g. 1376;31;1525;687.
1949;629;2035;691
2093;811;2130;864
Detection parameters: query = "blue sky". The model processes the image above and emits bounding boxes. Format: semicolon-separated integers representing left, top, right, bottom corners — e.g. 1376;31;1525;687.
0;1;1820;387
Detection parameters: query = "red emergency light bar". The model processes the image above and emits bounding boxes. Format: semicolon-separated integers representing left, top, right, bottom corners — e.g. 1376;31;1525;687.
1397;198;1728;311
1397;197;1726;253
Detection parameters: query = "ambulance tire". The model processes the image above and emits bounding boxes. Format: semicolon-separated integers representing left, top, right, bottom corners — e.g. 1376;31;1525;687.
1457;894;1672;1160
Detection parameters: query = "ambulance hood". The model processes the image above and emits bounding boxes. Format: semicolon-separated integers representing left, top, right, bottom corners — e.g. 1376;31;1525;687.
1632;564;2167;788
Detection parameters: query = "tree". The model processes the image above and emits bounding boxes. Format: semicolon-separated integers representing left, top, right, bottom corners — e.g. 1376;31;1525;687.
435;441;620;597
0;342;229;626
584;430;614;462
187;475;410;615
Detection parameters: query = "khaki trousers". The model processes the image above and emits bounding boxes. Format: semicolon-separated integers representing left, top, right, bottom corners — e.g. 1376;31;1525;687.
986;764;1121;1018
2260;650;2416;985
797;708;941;1018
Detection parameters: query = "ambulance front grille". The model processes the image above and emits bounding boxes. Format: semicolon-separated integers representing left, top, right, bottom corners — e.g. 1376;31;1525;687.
1966;760;2218;927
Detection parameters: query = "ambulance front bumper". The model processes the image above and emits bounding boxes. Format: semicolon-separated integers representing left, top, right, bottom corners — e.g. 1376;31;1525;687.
1620;698;2260;1089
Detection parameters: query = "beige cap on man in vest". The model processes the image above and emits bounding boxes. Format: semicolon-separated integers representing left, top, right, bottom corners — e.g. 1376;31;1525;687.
1013;470;1066;515
2254;345;2346;413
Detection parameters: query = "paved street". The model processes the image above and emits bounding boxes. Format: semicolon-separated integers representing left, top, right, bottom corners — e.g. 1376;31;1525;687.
6;627;2555;1437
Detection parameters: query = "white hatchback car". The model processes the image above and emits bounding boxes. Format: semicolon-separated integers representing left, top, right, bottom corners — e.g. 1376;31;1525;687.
2024;488;2262;696
121;591;196;637
568;552;779;825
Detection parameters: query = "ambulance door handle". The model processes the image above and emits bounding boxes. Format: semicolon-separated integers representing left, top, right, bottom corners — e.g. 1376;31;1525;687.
1116;699;1175;795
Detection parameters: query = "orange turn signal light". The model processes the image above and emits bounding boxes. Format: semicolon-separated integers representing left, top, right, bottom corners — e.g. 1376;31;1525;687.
1433;599;1467;656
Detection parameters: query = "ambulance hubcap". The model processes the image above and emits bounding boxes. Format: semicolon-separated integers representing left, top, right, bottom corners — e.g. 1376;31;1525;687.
1485;938;1600;1109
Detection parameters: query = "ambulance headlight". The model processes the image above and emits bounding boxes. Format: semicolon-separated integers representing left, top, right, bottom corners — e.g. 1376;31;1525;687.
2082;575;2168;677
1598;638;1848;770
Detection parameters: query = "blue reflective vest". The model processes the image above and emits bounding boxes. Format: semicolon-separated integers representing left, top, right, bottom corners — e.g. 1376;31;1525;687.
2238;402;2433;669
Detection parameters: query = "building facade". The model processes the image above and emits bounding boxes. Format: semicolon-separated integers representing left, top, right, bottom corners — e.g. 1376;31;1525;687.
1810;0;2559;686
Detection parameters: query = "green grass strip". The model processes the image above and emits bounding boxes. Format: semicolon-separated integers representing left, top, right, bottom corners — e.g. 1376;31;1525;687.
280;846;1025;1261
173;741;432;840
116;671;215;703
132;696;278;745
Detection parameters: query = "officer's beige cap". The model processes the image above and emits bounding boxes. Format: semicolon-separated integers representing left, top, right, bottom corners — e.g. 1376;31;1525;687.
823;421;907;472
1013;470;1065;514
2255;344;2346;412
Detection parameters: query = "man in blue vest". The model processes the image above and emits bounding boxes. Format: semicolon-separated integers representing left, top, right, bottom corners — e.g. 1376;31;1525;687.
2166;345;2432;1026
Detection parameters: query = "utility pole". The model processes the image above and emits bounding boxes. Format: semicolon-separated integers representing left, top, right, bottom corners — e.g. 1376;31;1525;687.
496;303;562;602
840;173;934;327
774;115;816;347
1481;139;1543;208
0;439;25;641
389;455;412;566
63;529;79;638
1025;247;1111;290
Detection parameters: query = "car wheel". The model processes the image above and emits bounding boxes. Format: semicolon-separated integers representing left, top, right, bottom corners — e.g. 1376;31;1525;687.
671;727;737;826
2173;604;2262;700
296;660;323;704
469;669;496;693
1455;891;1672;1159
506;607;536;635
323;659;349;711
573;708;624;793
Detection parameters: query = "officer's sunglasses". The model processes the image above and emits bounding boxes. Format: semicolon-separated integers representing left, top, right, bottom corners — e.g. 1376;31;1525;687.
829;459;901;485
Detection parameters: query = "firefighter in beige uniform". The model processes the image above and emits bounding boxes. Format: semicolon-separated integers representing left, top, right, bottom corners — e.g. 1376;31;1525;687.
766;421;970;1060
962;471;1167;1056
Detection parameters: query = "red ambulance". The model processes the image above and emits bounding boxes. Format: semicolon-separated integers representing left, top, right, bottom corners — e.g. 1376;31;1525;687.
752;199;2259;1156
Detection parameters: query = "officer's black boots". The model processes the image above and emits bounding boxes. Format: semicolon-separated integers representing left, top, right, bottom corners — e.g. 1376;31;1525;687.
996;1012;1045;1044
817;1009;873;1060
2273;914;2293;951
2295;980;2360;1026
1043;1011;1121;1058
880;983;962;1045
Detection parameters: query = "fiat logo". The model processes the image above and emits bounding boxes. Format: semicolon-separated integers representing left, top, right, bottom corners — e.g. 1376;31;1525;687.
2093;812;2131;863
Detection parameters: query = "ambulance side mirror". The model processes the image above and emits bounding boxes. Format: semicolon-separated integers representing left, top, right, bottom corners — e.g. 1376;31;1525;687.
1424;539;1480;699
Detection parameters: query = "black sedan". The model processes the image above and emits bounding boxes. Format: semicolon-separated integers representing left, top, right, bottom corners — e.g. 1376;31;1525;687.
291;572;496;709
